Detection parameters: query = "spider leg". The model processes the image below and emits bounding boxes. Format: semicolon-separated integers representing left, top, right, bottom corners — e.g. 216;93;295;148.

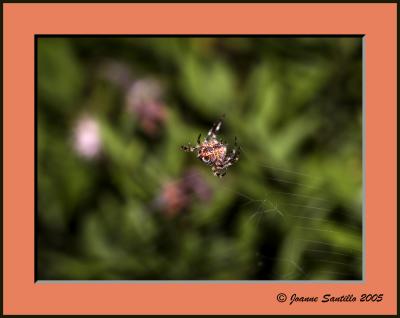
197;133;202;145
181;143;198;152
219;171;226;177
211;165;224;178
220;159;233;170
214;169;226;178
217;140;240;171
206;114;225;140
231;148;240;162
223;151;239;165
231;136;241;162
212;161;227;178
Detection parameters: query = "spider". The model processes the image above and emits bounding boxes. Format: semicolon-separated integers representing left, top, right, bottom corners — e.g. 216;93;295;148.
181;115;240;178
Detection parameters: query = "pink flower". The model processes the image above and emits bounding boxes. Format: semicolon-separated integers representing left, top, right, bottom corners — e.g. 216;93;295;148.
73;115;102;159
155;169;213;217
158;181;189;217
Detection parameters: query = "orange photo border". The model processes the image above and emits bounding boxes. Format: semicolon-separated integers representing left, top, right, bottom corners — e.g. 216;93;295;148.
3;3;397;315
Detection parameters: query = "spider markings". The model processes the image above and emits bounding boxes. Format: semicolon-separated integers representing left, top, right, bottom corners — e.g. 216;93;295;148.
181;116;240;178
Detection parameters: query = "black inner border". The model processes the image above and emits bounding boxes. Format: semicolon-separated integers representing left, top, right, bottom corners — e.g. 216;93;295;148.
35;33;364;282
4;1;400;3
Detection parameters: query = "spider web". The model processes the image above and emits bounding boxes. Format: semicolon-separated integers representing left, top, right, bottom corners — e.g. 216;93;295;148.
215;146;363;281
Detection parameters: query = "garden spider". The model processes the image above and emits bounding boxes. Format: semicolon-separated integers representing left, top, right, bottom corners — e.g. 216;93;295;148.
181;116;240;178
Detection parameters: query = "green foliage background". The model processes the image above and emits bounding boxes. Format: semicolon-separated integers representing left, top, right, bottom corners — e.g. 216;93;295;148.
37;37;362;280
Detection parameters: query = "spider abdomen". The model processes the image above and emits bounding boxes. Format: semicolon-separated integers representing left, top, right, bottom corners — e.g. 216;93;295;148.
198;141;227;165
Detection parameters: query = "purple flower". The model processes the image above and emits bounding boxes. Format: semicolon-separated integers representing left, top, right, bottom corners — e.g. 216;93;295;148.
183;168;213;202
125;78;166;136
99;60;132;90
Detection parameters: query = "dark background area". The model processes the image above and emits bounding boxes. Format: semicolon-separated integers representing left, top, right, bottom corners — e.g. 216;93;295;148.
37;36;362;280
